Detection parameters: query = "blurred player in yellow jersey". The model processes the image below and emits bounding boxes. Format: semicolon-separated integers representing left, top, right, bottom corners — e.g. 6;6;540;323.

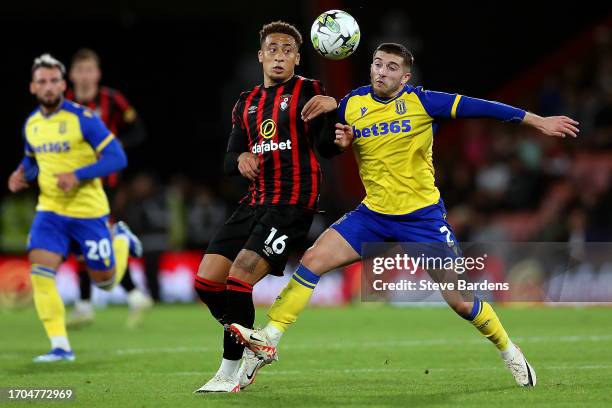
231;43;580;387
7;54;142;362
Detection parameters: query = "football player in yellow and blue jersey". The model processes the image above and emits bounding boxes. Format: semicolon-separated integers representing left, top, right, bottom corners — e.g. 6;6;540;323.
231;43;580;387
7;54;143;362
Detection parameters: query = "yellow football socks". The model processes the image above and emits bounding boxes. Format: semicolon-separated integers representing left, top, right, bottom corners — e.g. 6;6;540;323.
112;235;130;286
267;264;321;332
31;264;67;340
468;298;510;351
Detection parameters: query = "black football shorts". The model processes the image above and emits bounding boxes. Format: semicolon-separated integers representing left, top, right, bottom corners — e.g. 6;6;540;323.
206;203;314;276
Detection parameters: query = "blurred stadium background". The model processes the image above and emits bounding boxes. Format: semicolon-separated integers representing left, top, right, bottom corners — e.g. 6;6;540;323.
2;0;612;308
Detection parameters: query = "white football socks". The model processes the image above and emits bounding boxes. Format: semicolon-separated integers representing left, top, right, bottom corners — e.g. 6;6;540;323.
263;324;283;347
500;340;519;360
50;336;71;352
219;358;240;377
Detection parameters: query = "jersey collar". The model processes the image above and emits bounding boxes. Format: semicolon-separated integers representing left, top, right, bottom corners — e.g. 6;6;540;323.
370;85;413;104
263;75;297;90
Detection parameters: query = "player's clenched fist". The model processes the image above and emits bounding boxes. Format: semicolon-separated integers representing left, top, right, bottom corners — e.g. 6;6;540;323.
8;165;29;193
237;152;260;181
334;123;353;152
55;172;79;193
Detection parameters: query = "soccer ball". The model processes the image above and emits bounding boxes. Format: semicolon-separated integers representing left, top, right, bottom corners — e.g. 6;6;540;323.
310;10;360;60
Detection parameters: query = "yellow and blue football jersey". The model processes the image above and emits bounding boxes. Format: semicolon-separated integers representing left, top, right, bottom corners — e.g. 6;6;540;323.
338;85;465;215
23;100;115;218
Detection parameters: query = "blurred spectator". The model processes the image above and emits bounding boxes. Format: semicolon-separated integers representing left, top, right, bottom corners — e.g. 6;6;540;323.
0;192;36;253
185;185;227;250
120;173;170;300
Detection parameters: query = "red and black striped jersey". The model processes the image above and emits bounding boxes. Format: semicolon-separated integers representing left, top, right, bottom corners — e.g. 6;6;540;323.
65;86;145;189
65;86;137;136
226;75;337;210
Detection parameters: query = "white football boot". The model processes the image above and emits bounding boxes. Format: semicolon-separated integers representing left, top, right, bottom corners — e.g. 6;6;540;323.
503;344;537;387
194;372;240;393
33;348;75;363
238;349;270;389
126;289;154;328
66;300;95;328
228;323;278;363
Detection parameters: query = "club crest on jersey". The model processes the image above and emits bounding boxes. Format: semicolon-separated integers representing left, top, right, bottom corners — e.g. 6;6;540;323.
280;94;291;111
259;118;277;139
248;106;258;115
58;121;67;134
395;99;406;115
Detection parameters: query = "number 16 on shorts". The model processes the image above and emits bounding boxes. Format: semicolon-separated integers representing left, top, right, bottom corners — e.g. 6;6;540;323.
263;227;288;256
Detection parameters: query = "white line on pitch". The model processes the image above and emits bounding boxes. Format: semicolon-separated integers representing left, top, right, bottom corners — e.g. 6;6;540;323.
113;334;612;355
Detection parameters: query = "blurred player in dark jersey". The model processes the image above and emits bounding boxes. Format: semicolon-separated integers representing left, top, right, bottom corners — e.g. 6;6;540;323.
65;48;151;328
193;21;352;393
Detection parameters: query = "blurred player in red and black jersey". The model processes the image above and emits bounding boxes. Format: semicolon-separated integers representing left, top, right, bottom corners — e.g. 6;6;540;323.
65;48;152;328
193;21;352;393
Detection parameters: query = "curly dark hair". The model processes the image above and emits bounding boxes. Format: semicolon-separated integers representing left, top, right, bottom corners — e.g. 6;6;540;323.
259;21;303;48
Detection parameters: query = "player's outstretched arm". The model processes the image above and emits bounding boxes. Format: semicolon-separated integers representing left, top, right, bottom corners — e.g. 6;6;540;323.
521;112;579;138
421;90;580;138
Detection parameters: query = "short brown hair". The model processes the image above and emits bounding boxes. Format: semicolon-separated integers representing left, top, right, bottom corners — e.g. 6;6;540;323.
71;48;101;68
374;43;414;69
259;21;302;48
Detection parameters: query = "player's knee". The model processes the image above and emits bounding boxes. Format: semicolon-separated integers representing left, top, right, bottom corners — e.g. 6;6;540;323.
196;260;209;280
230;254;259;280
448;299;473;318
300;246;330;276
197;254;232;281
90;270;115;291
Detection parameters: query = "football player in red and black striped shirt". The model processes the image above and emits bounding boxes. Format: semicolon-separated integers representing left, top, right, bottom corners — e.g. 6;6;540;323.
65;48;151;328
193;21;352;393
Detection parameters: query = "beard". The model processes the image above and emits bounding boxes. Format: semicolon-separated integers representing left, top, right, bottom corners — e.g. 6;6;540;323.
371;79;402;98
37;94;62;110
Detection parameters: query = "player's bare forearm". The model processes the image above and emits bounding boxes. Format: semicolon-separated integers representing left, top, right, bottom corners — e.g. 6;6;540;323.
301;95;337;122
522;112;579;138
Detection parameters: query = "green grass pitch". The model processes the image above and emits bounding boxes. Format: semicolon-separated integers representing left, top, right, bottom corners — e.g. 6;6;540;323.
2;304;611;407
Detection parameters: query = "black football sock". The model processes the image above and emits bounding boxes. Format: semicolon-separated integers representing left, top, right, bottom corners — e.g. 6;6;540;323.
223;277;255;360
120;271;136;293
79;266;92;301
194;276;227;324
